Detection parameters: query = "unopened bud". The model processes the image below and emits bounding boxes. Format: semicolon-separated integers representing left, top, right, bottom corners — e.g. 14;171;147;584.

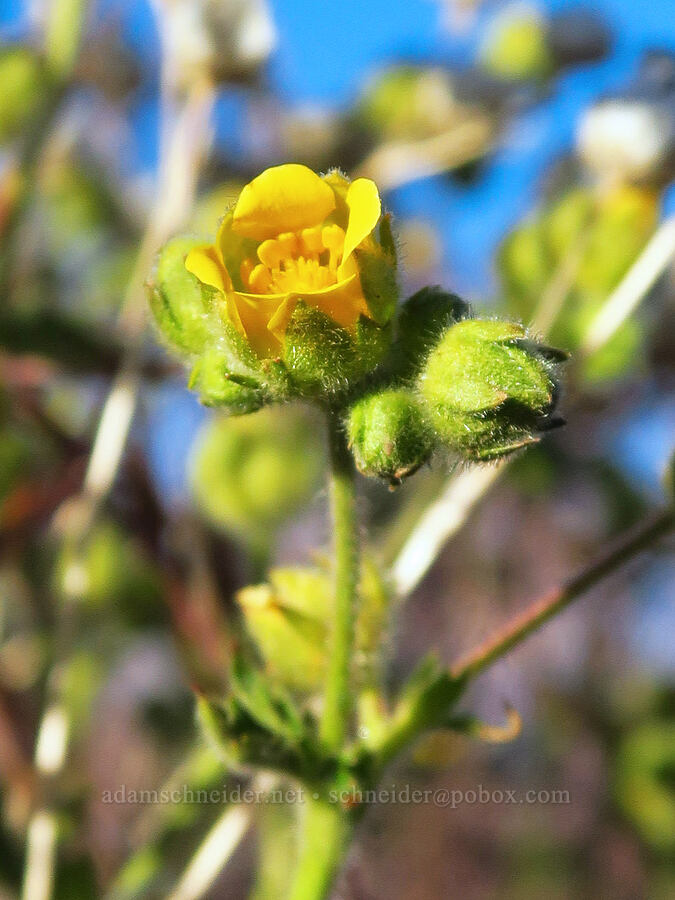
347;389;434;484
419;319;566;461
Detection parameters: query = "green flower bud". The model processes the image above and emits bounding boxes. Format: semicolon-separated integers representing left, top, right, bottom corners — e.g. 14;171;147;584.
236;560;390;692
357;65;455;141
419;319;566;461
0;47;45;144
190;407;325;548
236;569;331;691
394;286;469;379
149;236;220;357
480;10;553;82
54;521;162;626
347;389;435;485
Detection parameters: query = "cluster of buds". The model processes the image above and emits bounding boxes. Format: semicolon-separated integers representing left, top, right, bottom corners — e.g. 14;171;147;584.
149;164;566;484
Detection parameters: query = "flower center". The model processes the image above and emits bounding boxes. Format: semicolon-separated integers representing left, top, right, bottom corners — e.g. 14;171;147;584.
240;224;346;295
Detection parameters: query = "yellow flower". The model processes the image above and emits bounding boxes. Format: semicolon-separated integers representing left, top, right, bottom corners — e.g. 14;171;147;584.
185;164;387;356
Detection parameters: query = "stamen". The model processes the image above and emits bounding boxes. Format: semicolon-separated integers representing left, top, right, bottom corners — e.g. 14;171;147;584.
243;225;344;295
240;257;255;286
321;224;345;270
248;263;273;293
300;225;324;256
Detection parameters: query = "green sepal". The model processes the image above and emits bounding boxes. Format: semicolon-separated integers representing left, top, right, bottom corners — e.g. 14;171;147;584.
188;349;265;412
282;304;390;397
149;237;219;357
197;657;331;781
229;654;305;743
396;655;467;729
355;232;398;325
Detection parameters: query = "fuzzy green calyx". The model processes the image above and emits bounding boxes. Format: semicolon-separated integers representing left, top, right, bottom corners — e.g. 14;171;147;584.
347;389;434;484
282;304;391;398
419;319;566;461
149;237;219;357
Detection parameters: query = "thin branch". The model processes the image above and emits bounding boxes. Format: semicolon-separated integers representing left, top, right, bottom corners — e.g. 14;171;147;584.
581;216;675;356
390;464;504;596
163;775;277;900
355;115;495;192
450;508;674;682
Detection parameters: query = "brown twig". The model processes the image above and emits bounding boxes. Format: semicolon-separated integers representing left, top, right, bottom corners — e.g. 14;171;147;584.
450;508;674;681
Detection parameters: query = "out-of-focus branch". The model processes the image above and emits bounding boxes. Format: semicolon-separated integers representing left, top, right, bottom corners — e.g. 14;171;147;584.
581;216;675;356
355;115;494;191
163;775;277;900
20;14;215;900
391;464;504;596
450;508;674;681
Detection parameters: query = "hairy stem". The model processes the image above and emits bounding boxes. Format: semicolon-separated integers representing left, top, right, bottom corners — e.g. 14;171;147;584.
451;508;674;681
289;412;359;900
320;412;359;752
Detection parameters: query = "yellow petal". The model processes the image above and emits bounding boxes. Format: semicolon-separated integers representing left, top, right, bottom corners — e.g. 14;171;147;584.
232;164;336;241
267;297;299;339
229;292;286;357
340;178;381;266
297;274;369;331
216;213;258;291
185;245;231;292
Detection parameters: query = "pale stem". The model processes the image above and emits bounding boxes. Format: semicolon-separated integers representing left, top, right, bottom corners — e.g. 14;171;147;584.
21;12;215;900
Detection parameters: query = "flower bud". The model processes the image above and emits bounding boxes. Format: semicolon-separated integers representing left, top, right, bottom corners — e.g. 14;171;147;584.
347;389;435;485
480;8;553;82
236;569;331;691
419;319;566;461
394;286;469;379
0;47;45;144
358;65;457;141
236;560;390;691
190;407;324;547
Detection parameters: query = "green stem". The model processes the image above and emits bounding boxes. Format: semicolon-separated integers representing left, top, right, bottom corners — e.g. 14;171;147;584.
320;412;359;752
289;412;359;900
289;796;350;900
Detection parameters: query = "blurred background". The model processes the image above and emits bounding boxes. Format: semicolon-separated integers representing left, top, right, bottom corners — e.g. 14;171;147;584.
0;0;674;898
